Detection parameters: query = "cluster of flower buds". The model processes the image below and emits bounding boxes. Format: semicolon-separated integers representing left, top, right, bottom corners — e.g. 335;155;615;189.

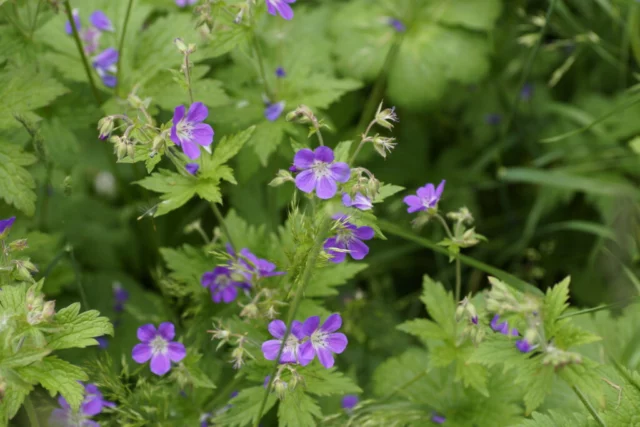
351;167;380;200
445;207;485;249
174;38;196;55
207;321;254;369
111;135;136;161
542;345;582;368
485;277;540;315
12;259;38;282
97;116;114;140
268;169;295;187
25;287;55;325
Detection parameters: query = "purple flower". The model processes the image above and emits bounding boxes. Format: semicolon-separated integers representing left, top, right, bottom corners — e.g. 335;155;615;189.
276;67;286;78
92;48;118;88
201;266;242;303
113;282;129;313
264;101;285;121
170;102;215;160
132;322;186;376
262;319;306;364
484;113;502;126
342;395;359;411
238;248;285;280
324;215;374;263
516;339;532;353
266;0;296;20
299;313;348;369
490;314;509;334
403;180;445;213
65;8;81;35
186;163;200;175
0;216;16;236
289;165;298;173
293;147;350;199
89;10;113;32
176;0;198;6
471;316;478;325
263;375;271;388
200;413;211;427
81;27;101;55
50;383;115;427
96;336;108;349
342;192;372;211
431;413;446;424
521;83;533;101
388;18;406;32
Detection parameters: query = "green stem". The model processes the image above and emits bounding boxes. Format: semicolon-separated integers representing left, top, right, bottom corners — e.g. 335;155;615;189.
63;1;101;105
211;203;236;250
253;217;331;427
313;121;325;146
433;214;454;240
251;31;273;100
24;396;40;427
115;0;135;97
183;53;194;103
68;247;89;309
455;257;461;303
29;0;43;37
348;120;376;166
572;386;606;427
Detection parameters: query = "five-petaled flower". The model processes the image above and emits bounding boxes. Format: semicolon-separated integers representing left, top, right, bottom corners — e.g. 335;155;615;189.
342;192;372;211
132;322;186;376
299;313;348;369
403;180;445;213
92;47;119;87
293;146;350;200
262;319;306;364
0;216;16;236
324;215;374;263
170;102;215;160
342;394;359;412
50;382;115;427
201;266;243;303
89;10;113;32
266;0;296;20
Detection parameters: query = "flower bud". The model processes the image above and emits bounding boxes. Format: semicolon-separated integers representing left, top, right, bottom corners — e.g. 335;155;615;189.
231;347;245;369
455;304;465;322
367;177;380;198
127;94;144;109
286;105;314;124
9;239;28;252
274;378;288;399
269;170;294;187
240;303;259;319
174;38;188;53
127;142;136;159
375;102;398;130
372;135;397;158
42;300;56;320
97;116;114;140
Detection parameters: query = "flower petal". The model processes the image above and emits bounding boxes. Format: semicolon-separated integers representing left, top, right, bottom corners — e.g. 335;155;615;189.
298;341;315;365
221;285;238;303
291;320;305;340
132;343;152;363
170;124;181;146
89;10;113;32
293;148;315;169
324;238;347;263
268;319;287;339
150;353;171;376
82;395;103;416
325;332;348;353
167;342;186;362
173;105;186;125
295;169;317;193
347;238;369;260
354;226;375;241
435;180;446;199
320;313;342;333
417;184;434;200
328;162;350;183
313;146;334;163
137;324;156;342
342;193;353;207
187;102;208;123
316;176;337;199
302;315;320;336
316;346;335;369
181;140;201;159
403;195;424;213
262;339;282;360
192;123;214;147
158;322;175;340
275;2;294;20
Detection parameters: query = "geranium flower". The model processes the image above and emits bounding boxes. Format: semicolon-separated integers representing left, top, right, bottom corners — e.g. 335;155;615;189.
0;216;16;236
324;215;374;263
342;192;372;211
92;47;118;87
299;313;348;368
64;8;81;34
293;146;350;199
265;0;296;20
50;383;115;427
201;266;243;303
132;322;186;376
176;0;198;7
261;319;306;363
403;180;445;213
170;102;215;160
265;101;285;121
89;10;113;32
342;395;359;412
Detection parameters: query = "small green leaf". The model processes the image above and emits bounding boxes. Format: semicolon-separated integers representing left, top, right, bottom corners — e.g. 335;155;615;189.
543;277;571;339
0;142;37;216
48;303;114;350
278;388;322;427
333;141;353;163
210;126;256;169
214;386;277;427
420;275;456;338
306;263;368;297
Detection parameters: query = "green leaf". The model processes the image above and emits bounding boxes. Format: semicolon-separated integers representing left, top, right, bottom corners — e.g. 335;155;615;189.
0;348;51;369
290;75;362;109
374;184;405;203
303;366;362;397
209;126;256;169
420;275;456;338
0;283;27;312
397;318;448;342
16;356;87;410
160;244;212;296
513;410;594;427
48;303;114;350
603;366;640;426
278;388;322;427
543;277;571;339
0;142;37;215
0;382;32;423
306;263;368;297
214;386;277;427
136;169;197;216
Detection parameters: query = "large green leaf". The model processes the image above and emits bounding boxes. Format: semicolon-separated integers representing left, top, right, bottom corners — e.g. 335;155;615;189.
0;142;38;215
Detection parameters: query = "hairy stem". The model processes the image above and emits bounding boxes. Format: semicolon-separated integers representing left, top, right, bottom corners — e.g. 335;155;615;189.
251;31;273;100
63;1;101;105
115;0;135;97
24;396;40;427
183;53;194;104
211;203;236;250
572;386;606;427
254;216;331;427
455;258;462;303
348;120;376;166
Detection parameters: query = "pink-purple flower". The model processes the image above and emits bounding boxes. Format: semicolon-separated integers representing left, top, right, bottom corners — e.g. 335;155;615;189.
266;0;296;20
403;180;445;213
170;102;215;160
293;147;350;200
516;339;532;353
89;10;113;32
342;192;372;211
49;383;115;427
299;313;348;369
490;315;518;336
64;8;82;35
186;163;200;175
132;322;186;376
0;216;16;236
262;319;306;364
201;266;243;303
342;394;359;411
92;47;118;87
265;101;285;121
324;215;374;263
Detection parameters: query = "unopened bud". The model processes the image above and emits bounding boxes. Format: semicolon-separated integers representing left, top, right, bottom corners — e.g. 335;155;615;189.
42;300;56;319
269;170;294;187
367;177;380;198
174;38;188;53
127;142;136;159
274;378;288;399
97;116;114;140
9;239;28;252
286;105;314;124
374;102;399;130
240;303;259;319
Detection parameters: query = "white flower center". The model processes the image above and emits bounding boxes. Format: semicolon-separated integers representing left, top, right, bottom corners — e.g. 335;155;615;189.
150;335;168;355
177;119;194;141
312;160;331;177
310;330;327;348
335;227;354;245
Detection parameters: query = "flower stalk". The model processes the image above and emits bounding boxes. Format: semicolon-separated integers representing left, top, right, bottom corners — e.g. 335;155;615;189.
115;0;135;97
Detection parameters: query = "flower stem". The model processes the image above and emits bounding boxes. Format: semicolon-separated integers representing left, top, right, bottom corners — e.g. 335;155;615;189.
183;53;194;104
68;246;89;309
24;396;40;427
250;30;273;100
455;257;462;303
572;386;606;427
348;120;376;166
63;1;101;105
115;0;135;98
211;203;236;250
433;213;454;240
313;122;325;146
254;216;331;427
29;0;43;38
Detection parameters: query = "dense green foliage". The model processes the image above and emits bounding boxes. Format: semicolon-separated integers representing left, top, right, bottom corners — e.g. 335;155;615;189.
1;0;640;426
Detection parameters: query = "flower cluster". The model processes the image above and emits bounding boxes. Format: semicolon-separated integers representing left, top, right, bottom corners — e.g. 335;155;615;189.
201;245;284;304
65;9;117;87
292;146;350;200
170;102;214;160
324;215;374;263
50;383;115;427
132;322;186;376
262;313;348;369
